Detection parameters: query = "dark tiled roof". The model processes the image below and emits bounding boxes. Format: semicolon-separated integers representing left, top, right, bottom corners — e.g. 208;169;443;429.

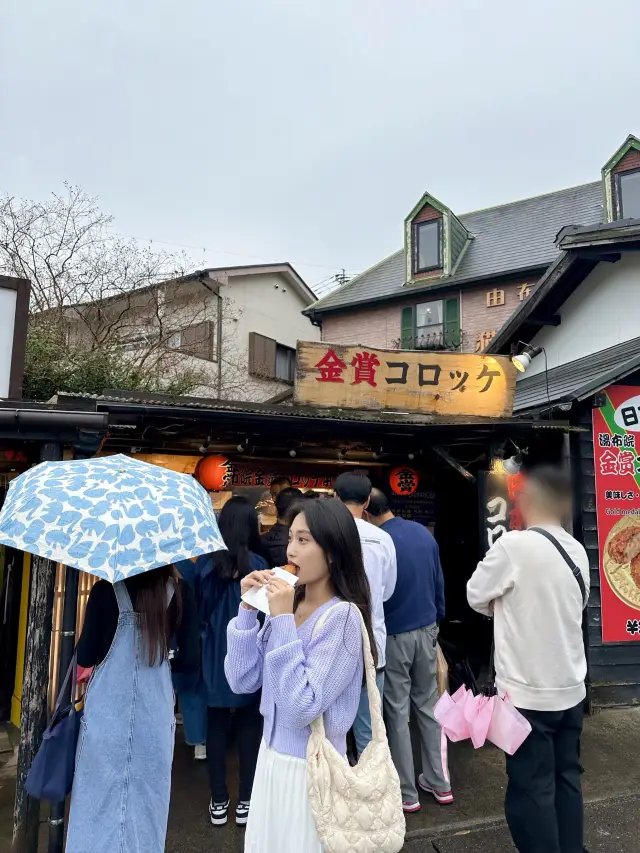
313;182;604;313
56;391;563;430
514;337;640;413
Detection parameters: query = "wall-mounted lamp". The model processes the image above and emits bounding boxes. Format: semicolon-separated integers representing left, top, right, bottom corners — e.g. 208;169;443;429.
512;344;543;374
491;441;525;476
503;453;523;476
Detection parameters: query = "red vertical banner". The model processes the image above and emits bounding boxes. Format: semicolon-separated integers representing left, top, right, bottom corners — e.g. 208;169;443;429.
593;385;640;642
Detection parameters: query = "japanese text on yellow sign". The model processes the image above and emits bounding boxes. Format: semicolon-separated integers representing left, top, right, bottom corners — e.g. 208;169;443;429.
295;342;516;418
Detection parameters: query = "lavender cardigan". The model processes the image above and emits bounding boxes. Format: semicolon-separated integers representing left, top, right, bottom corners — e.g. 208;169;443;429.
225;598;364;759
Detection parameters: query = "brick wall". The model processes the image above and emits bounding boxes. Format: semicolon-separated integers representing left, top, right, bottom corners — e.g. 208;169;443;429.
613;148;640;175
321;279;537;353
413;204;441;224
321;302;409;349
461;279;536;352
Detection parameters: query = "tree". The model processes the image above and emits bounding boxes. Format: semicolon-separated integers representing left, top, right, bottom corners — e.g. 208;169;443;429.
0;184;212;400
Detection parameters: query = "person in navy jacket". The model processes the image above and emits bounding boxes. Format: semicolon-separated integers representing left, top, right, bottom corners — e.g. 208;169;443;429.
366;488;451;813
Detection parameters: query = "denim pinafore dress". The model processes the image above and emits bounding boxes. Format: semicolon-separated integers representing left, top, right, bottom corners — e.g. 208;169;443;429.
65;581;176;853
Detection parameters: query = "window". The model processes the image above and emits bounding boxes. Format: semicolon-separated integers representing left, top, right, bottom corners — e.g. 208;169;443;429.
415;300;444;348
249;333;295;383
166;322;216;361
414;220;441;273
275;345;295;383
401;297;460;351
617;169;640;219
166;331;181;349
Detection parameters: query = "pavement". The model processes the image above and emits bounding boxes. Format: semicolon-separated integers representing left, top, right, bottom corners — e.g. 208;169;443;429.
1;706;640;852
402;794;640;852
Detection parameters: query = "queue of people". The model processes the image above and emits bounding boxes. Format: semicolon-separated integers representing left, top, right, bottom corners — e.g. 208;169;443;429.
64;463;589;853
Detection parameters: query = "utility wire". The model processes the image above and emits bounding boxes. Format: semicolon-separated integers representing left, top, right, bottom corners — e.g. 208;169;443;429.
109;230;361;275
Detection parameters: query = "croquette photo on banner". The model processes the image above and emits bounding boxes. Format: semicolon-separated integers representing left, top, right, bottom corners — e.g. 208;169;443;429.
594;385;640;642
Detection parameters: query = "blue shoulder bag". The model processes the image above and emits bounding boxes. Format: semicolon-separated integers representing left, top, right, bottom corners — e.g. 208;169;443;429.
26;654;83;802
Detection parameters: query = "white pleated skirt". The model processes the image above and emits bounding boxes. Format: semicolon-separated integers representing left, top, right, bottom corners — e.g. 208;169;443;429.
245;740;323;853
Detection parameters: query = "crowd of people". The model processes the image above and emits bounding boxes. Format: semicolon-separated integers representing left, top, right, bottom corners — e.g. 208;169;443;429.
65;464;590;853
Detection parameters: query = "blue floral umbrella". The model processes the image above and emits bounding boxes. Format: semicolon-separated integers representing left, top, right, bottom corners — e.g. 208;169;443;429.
0;454;225;582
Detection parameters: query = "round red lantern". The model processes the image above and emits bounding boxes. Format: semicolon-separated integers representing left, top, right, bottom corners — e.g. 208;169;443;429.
389;466;419;496
196;455;231;491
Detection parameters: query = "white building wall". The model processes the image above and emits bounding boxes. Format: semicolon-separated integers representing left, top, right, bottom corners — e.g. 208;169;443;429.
520;254;640;380
229;272;320;351
206;271;319;401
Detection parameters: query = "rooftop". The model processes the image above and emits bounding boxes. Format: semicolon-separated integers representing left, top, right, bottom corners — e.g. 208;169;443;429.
512;336;640;414
310;182;604;314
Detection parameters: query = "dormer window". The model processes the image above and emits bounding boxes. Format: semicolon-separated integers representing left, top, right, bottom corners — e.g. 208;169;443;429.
414;220;442;274
404;192;469;285
601;135;640;221
617;169;640;219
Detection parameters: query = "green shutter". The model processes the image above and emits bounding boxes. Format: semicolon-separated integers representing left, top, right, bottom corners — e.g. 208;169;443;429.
400;306;415;350
443;297;460;349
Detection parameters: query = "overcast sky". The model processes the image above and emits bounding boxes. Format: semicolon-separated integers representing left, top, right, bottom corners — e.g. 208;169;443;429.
3;0;640;294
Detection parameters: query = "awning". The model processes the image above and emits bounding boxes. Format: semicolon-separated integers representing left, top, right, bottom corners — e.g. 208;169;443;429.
514;336;640;414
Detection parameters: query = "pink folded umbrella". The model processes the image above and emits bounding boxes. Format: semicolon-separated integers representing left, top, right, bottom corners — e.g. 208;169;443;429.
434;685;474;742
435;685;532;755
463;693;495;749
486;694;532;755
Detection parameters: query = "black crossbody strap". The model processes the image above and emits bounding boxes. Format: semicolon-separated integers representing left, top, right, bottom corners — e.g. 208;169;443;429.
530;527;587;609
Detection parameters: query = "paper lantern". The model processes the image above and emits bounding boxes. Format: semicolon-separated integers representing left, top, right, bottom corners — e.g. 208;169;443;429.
196;455;231;491
389;466;419;496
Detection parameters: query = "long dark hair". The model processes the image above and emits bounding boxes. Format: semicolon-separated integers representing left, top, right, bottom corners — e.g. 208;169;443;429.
288;499;378;669
213;496;262;581
128;564;182;666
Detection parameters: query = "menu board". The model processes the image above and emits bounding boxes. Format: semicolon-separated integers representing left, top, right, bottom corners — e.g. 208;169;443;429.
593;385;640;642
388;490;436;528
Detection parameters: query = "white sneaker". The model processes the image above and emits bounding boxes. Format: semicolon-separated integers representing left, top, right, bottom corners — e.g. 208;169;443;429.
236;800;250;826
194;743;207;760
209;799;229;826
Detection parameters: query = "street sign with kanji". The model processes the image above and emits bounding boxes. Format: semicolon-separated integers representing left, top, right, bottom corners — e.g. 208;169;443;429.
294;341;516;418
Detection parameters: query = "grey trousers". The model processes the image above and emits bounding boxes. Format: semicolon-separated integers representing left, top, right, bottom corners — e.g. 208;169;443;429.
383;624;450;802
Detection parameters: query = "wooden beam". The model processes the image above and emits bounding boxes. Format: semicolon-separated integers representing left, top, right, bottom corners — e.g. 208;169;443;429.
432;445;476;483
574;250;622;263
13;442;62;853
527;315;561;327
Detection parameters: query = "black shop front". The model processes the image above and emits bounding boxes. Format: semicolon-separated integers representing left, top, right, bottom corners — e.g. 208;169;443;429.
55;384;569;687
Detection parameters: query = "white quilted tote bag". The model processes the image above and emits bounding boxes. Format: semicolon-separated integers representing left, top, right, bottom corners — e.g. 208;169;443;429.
307;604;406;853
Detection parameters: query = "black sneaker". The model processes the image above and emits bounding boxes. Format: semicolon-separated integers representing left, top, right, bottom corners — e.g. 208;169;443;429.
236;801;250;826
209;799;230;826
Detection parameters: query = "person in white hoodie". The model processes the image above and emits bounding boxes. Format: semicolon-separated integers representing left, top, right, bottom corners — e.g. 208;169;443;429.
333;472;397;757
467;466;589;853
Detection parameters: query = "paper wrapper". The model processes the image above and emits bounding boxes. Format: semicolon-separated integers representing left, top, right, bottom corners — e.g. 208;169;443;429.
241;566;298;616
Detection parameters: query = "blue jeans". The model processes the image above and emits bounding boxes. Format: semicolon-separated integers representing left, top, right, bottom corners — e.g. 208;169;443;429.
173;674;208;746
353;671;385;757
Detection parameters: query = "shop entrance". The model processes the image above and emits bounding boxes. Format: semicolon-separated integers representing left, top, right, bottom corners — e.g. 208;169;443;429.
19;397;570;850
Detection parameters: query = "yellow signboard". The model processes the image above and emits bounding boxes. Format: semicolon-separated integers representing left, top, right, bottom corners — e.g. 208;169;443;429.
295;341;516;418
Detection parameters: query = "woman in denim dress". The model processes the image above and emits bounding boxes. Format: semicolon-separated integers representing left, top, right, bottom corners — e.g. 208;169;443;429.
65;564;198;853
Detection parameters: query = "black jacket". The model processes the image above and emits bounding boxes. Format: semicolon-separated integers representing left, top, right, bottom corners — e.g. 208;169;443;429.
261;523;289;568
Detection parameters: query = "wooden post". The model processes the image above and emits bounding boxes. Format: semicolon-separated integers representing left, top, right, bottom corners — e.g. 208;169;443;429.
12;442;62;853
47;566;79;853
